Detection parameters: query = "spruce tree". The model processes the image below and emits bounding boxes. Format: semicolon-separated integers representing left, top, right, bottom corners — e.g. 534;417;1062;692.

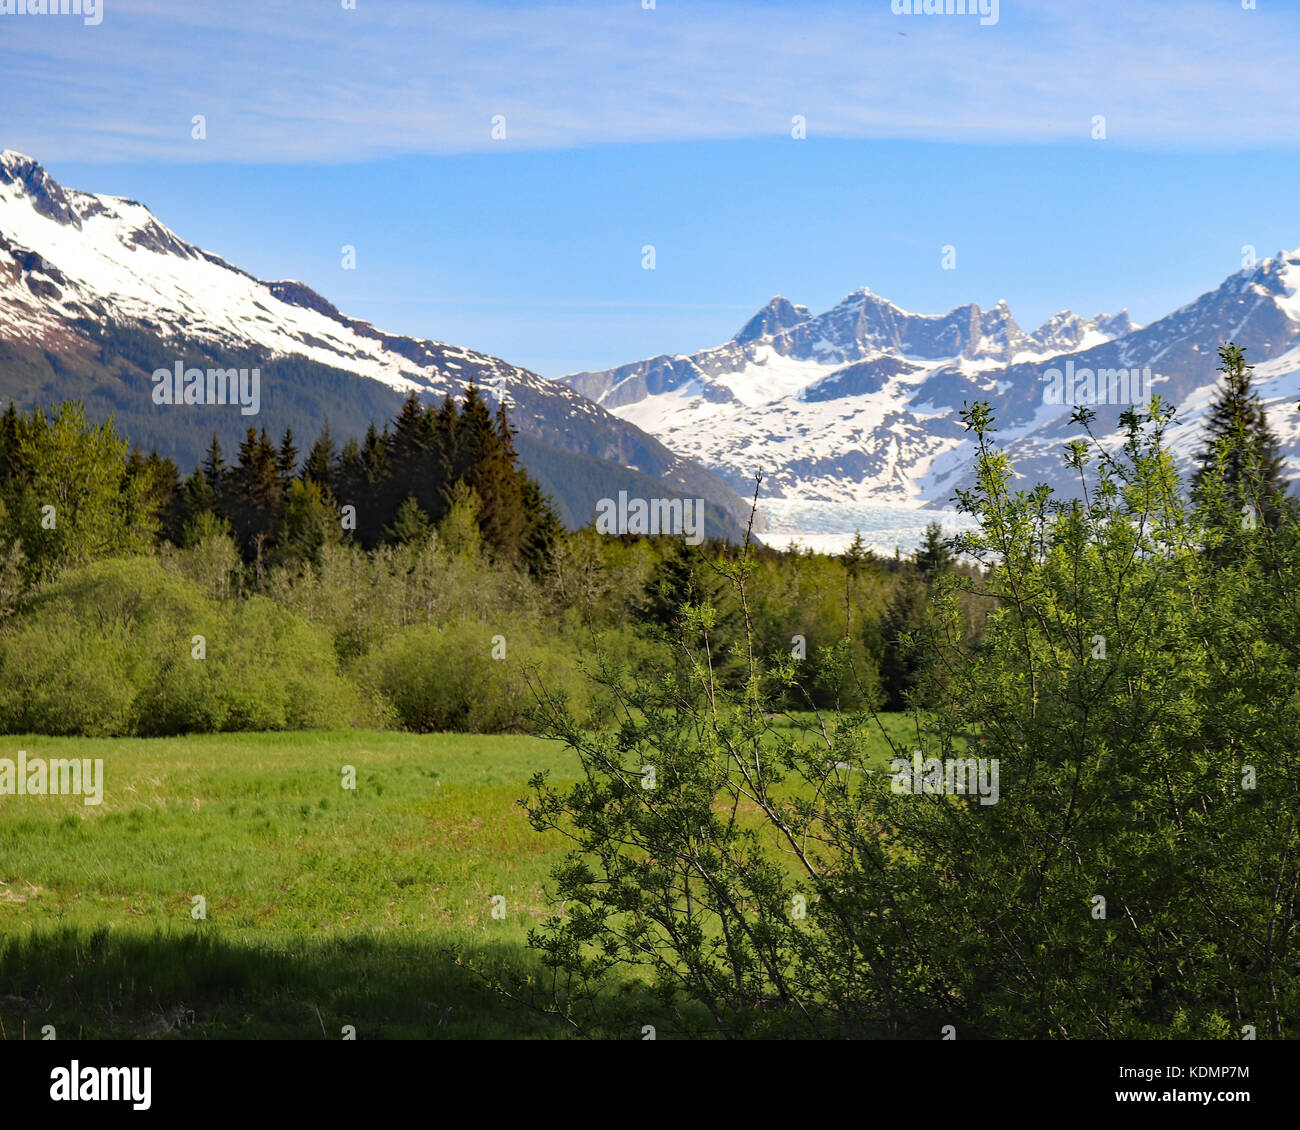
384;393;442;527
638;541;745;685
1192;342;1289;528
178;469;218;529
430;394;459;509
386;494;433;546
840;530;872;570
359;423;390;545
0;400;21;484
336;437;368;539
200;433;226;492
228;428;282;558
452;386;494;482
302;422;338;497
519;476;563;574
880;569;928;711
468;402;528;560
276;428;299;485
138;450;183;545
877;525;954;708
913;522;953;578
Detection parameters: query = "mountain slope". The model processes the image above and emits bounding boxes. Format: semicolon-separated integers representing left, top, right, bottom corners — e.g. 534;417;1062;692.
0;150;753;540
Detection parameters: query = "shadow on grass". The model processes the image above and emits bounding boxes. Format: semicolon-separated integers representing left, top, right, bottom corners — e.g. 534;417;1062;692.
0;926;662;1041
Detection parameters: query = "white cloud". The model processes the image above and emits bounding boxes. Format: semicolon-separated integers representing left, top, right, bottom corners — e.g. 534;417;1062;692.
2;0;1298;162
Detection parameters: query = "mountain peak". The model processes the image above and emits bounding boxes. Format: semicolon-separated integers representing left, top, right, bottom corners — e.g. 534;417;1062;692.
841;284;879;302
0;150;47;183
734;294;812;344
1089;309;1135;337
0;150;84;226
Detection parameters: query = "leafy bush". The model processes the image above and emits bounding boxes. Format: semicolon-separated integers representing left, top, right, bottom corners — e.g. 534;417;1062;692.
354;618;598;734
491;399;1299;1040
0;557;361;735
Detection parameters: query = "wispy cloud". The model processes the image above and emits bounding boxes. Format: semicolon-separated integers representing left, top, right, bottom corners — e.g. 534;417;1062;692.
3;0;1299;162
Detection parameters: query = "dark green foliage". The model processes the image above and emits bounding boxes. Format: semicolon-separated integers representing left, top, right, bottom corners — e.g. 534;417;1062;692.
302;421;337;497
913;521;952;578
118;390;566;567
1192;342;1291;530
386;495;433;546
638;539;747;685
879;567;929;710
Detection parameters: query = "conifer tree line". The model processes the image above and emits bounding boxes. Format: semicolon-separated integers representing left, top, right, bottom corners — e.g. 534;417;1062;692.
152;386;560;572
0;387;563;582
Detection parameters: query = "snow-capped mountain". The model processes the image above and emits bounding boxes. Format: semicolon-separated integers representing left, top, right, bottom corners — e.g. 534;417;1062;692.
564;262;1300;545
0;150;750;534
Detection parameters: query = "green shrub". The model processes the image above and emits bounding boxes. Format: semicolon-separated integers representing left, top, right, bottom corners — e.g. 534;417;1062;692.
354;617;609;734
488;399;1300;1040
0;558;360;736
212;596;362;731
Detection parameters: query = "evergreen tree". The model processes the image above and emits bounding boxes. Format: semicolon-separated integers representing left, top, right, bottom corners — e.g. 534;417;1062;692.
384;393;435;527
469;401;528;560
276;428;299;486
335;436;369;541
302;421;338;497
840;530;873;570
880;526;950;710
135;449;183;544
1192;342;1290;529
519;476;564;575
430;393;459;508
880;569;929;710
451;385;493;484
386;493;434;546
913;522;953;578
358;423;390;546
227;427;282;558
178;469;219;531
200;433;226;493
0;400;21;484
638;541;745;684
275;478;342;567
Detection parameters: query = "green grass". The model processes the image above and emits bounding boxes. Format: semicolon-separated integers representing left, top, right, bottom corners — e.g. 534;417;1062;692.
0;720;913;1039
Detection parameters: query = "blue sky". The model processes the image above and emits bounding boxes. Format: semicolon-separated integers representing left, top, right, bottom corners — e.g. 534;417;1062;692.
5;0;1300;376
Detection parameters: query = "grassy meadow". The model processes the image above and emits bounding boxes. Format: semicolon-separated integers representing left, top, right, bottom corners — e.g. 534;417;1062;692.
0;718;913;1040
